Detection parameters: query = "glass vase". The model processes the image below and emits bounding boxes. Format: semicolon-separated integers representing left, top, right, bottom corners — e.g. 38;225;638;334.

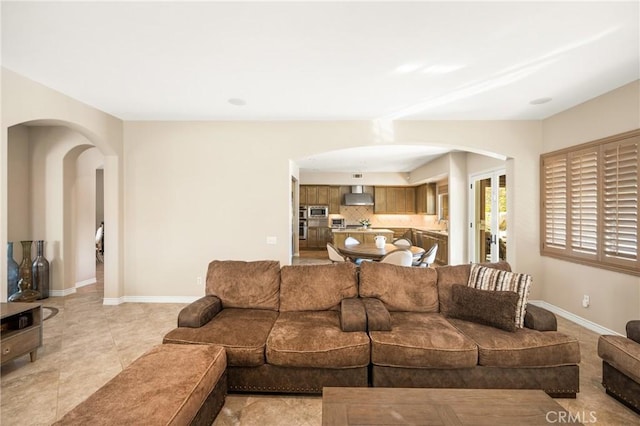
19;240;34;291
32;240;50;299
7;242;20;297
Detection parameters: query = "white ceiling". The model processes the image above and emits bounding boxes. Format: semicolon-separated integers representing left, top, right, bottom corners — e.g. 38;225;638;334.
2;1;639;171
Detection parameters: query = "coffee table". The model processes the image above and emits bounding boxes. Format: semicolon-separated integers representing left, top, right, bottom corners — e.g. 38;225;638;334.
322;387;582;425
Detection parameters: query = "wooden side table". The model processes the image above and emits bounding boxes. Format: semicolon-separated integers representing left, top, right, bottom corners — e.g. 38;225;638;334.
0;302;43;364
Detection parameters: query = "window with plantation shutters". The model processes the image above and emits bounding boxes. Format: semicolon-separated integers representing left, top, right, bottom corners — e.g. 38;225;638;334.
569;149;598;257
541;129;639;276
602;139;638;263
542;155;567;250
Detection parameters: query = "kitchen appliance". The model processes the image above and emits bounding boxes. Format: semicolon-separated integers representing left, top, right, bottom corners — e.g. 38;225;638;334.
331;218;346;229
299;218;307;240
344;186;374;206
299;206;307;219
308;205;329;218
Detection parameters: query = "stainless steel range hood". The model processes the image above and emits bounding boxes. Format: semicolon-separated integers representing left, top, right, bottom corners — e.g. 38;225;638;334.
343;185;374;206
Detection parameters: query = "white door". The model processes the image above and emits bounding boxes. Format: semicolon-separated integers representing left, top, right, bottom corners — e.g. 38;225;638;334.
469;170;507;263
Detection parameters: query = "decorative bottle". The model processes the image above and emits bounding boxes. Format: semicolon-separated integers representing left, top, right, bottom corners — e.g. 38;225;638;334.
18;240;33;291
32;240;50;299
7;242;20;297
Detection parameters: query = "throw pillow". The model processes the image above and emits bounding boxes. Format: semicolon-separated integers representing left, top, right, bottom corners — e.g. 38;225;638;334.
467;264;532;328
449;284;518;332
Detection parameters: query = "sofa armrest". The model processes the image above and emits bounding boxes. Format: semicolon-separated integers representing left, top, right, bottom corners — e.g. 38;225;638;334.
523;303;557;331
362;298;392;331
340;298;367;332
627;320;640;344
177;295;222;328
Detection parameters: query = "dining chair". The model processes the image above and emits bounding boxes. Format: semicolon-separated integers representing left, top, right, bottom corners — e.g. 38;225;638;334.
344;236;361;245
392;238;412;247
414;243;438;267
380;249;413;267
326;243;348;263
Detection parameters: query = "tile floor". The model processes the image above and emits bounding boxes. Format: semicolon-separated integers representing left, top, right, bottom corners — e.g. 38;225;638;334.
1;259;638;425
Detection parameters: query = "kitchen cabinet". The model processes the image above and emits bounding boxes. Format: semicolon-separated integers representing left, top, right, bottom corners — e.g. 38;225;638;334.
329;186;341;214
416;183;437;215
301;185;330;206
415;230;448;265
299;186;307;205
374;187;416;214
307;227;333;249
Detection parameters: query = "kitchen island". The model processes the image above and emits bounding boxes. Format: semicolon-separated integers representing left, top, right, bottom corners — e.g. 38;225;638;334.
332;228;394;246
413;229;448;265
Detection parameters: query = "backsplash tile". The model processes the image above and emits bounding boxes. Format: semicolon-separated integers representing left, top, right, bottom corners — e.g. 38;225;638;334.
331;206;443;230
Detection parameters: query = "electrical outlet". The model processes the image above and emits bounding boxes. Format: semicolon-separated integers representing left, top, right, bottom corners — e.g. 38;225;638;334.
582;295;590;308
196;276;202;287
266;236;277;245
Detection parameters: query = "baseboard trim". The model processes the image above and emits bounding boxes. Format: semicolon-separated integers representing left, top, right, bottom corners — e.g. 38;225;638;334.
49;288;76;297
529;299;623;336
75;278;97;288
102;296;125;306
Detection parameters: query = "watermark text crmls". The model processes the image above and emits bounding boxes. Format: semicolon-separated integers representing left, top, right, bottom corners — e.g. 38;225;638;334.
546;410;597;424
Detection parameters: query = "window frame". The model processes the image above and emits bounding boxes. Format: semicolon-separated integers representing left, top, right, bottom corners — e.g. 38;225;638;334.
540;129;639;276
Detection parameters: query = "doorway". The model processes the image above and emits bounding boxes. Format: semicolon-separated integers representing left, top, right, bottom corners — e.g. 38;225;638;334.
470;170;507;263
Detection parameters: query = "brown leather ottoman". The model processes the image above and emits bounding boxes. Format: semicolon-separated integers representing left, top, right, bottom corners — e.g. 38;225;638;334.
54;344;227;425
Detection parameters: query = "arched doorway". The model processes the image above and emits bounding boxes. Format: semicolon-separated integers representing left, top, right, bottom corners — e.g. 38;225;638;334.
5;122;114;301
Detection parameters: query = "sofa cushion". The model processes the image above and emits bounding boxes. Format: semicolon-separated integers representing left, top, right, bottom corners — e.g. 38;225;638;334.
163;308;278;367
206;260;280;310
467;264;532;328
359;261;439;312
598;334;640;383
279;263;358;312
448;284;518;332
437;262;511;317
369;313;478;368
266;311;370;368
449;318;581;368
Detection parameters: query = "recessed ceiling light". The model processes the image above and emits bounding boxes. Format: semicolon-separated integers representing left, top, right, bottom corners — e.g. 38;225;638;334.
529;97;552;105
228;98;246;106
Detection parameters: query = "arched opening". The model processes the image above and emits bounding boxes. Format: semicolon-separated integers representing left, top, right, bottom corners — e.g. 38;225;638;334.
6;122;109;300
293;144;509;266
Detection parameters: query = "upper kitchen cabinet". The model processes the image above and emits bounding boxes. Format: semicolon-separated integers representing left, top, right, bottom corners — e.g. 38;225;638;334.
374;186;416;214
301;185;330;206
416;183;437;215
329;186;341;214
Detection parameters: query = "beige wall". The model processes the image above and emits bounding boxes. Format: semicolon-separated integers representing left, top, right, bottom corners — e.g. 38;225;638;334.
540;81;640;334
7;125;30;243
124;120;542;298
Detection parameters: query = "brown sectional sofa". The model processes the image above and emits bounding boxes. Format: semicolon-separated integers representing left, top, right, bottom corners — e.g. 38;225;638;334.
164;259;581;397
598;320;640;413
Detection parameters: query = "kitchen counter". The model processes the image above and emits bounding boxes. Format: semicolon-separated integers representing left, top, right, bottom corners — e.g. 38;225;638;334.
332;228;394;246
331;228;394;234
415;228;448;236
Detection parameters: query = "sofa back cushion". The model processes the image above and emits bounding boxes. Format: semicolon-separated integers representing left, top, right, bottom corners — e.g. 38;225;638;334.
358;262;439;312
279;263;358;312
206;260;281;310
437;261;511;317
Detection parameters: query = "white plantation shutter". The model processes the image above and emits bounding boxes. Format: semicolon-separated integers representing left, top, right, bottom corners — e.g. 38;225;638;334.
541;130;639;276
569;149;598;256
602;138;638;264
543;155;567;250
